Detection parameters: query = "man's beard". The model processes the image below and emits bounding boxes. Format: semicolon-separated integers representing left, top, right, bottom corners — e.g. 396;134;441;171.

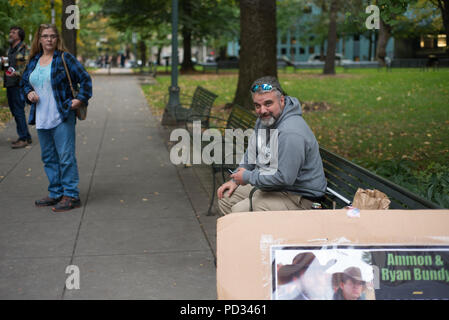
260;115;276;127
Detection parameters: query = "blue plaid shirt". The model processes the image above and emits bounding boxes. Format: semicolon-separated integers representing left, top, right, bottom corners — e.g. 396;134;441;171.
21;50;92;125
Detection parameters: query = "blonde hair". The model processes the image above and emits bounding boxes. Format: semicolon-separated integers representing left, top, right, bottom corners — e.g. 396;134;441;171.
30;24;67;59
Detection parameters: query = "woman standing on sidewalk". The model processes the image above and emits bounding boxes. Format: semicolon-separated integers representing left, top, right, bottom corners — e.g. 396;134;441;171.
21;24;92;212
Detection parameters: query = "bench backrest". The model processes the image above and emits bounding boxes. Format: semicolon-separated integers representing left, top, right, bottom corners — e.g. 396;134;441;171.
390;59;426;68
319;147;440;209
217;60;239;69
277;61;288;68
189;86;218;125
226;104;257;131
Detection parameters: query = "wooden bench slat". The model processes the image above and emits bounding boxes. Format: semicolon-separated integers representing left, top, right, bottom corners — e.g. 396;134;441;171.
207;105;257;215
320;147;440;209
323;153;426;208
182;86;218;134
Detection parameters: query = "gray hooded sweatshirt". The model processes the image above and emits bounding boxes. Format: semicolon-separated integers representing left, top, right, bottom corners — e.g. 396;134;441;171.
240;96;327;198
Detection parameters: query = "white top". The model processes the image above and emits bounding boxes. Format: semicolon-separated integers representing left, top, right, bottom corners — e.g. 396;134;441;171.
29;59;62;129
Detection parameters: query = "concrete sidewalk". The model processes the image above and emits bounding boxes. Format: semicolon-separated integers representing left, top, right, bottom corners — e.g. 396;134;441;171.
0;74;218;299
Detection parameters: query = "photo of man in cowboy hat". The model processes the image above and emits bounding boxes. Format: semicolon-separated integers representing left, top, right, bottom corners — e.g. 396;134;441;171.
275;252;336;300
332;266;367;300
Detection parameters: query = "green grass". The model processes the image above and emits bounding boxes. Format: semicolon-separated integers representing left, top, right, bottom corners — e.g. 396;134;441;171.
141;68;449;207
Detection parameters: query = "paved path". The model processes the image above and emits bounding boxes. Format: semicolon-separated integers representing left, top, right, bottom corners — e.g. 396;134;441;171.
0;74;218;299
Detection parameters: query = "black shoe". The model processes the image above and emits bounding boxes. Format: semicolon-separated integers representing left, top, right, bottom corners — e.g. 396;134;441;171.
52;196;81;212
35;196;63;207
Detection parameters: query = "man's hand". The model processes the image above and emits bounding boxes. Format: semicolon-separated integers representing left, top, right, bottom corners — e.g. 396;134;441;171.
230;167;246;186
217;180;239;200
71;99;83;110
27;91;39;103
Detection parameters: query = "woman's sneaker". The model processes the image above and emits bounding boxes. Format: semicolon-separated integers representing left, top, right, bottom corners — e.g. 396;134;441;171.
52;196;81;212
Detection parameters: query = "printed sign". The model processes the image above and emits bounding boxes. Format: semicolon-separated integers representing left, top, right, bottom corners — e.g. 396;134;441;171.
271;246;449;300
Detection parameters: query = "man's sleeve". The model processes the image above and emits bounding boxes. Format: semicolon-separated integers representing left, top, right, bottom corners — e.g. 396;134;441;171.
15;44;29;78
242;131;305;188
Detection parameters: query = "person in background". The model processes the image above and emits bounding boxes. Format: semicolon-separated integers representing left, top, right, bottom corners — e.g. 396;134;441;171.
1;26;32;149
333;267;366;300
21;24;92;212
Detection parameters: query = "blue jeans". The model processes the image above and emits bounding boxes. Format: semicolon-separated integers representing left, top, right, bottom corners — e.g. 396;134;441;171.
7;86;32;141
37;111;79;199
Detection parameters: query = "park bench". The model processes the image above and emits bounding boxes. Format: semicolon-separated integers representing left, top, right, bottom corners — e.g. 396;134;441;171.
342;61;379;71
207;104;258;215
216;60;239;73
319;147;441;209
277;60;288;72
198;62;217;73
205;105;440;214
244;147;441;212
388;59;427;70
200;60;289;73
172;86;218;129
198;61;239;73
292;62;324;71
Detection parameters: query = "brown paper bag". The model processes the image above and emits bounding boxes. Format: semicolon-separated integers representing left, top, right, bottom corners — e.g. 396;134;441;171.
352;188;391;210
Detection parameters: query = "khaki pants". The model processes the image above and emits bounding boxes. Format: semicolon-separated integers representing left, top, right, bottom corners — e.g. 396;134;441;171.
218;184;313;215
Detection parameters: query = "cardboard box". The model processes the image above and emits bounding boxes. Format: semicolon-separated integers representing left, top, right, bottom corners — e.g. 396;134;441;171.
216;209;449;300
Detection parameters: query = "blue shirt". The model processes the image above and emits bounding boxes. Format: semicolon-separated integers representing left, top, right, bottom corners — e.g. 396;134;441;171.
21;50;92;125
29;60;62;129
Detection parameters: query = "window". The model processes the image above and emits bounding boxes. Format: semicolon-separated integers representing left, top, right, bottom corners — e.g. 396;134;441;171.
290;47;296;55
420;35;434;49
291;37;297;45
299;47;305;54
309;46;315;54
281;48;287;55
438;34;447;48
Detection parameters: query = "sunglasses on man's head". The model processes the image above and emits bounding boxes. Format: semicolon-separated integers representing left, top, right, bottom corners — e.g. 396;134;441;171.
251;83;274;93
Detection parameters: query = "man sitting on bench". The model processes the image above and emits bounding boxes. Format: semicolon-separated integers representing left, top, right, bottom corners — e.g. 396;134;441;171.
217;76;327;214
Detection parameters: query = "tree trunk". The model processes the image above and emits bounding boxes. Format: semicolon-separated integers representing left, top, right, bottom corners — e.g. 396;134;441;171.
437;0;449;53
376;19;392;67
368;31;373;61
180;29;194;72
323;0;339;75
180;0;195;73
61;0;77;56
139;40;147;66
320;40;325;61
156;46;162;65
233;0;277;109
